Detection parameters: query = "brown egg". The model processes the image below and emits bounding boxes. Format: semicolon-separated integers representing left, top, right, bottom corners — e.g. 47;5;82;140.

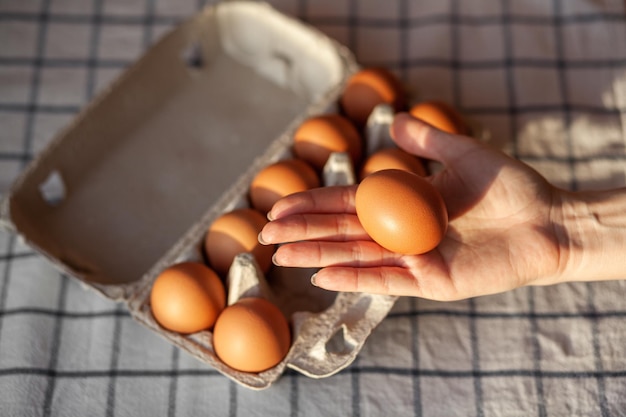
150;262;226;334
355;169;447;255
205;208;275;276
409;100;468;135
292;114;363;171
249;159;320;214
340;67;405;128
213;297;291;373
360;147;427;180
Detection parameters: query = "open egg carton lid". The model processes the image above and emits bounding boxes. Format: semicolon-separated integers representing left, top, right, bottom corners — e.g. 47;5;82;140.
0;1;398;389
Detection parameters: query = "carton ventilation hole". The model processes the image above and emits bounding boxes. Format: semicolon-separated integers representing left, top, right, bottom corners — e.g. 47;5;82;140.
325;325;355;355
182;41;204;69
39;170;66;206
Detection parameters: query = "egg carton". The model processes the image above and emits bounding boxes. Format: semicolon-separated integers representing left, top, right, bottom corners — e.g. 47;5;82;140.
0;1;397;390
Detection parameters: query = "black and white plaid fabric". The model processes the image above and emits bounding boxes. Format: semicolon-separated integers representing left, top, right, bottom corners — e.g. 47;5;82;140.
1;0;626;415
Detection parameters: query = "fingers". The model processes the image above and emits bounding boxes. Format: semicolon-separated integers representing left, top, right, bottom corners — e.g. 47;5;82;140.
310;266;423;297
264;227;433;297
271;241;461;300
272;240;398;268
391;112;480;165
260;213;370;244
267;185;358;221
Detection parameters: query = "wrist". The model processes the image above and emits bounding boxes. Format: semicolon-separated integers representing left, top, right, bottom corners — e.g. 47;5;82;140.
551;187;626;284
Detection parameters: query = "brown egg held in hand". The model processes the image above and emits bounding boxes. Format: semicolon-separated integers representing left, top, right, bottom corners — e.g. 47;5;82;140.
150;262;226;334
340;67;405;128
355;169;448;255
409;100;468;135
213;297;291;373
360;147;427;180
249;159;320;214
293;114;363;171
205;208;275;276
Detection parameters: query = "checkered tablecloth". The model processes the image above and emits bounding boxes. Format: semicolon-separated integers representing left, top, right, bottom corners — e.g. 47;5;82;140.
1;0;626;416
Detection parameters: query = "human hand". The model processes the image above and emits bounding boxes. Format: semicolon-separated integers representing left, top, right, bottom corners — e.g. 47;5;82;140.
259;112;571;300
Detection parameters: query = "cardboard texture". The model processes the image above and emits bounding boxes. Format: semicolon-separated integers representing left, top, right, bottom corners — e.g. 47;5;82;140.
0;1;398;389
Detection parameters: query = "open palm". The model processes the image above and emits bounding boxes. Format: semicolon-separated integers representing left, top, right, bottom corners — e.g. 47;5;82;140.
260;113;567;300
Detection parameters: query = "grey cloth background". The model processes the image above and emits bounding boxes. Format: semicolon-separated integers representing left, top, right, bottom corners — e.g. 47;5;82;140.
1;0;626;416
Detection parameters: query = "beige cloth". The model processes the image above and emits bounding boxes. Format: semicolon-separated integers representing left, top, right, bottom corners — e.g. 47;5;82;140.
0;0;625;416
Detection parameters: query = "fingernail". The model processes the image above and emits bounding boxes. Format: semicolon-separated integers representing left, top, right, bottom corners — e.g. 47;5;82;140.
390;112;409;140
272;252;280;266
266;211;275;221
310;273;318;286
258;232;267;245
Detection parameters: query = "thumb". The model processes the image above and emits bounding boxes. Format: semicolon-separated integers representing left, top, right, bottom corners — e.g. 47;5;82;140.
390;112;479;165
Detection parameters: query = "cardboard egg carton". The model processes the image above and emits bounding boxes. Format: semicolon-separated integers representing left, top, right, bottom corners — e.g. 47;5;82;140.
0;1;398;390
